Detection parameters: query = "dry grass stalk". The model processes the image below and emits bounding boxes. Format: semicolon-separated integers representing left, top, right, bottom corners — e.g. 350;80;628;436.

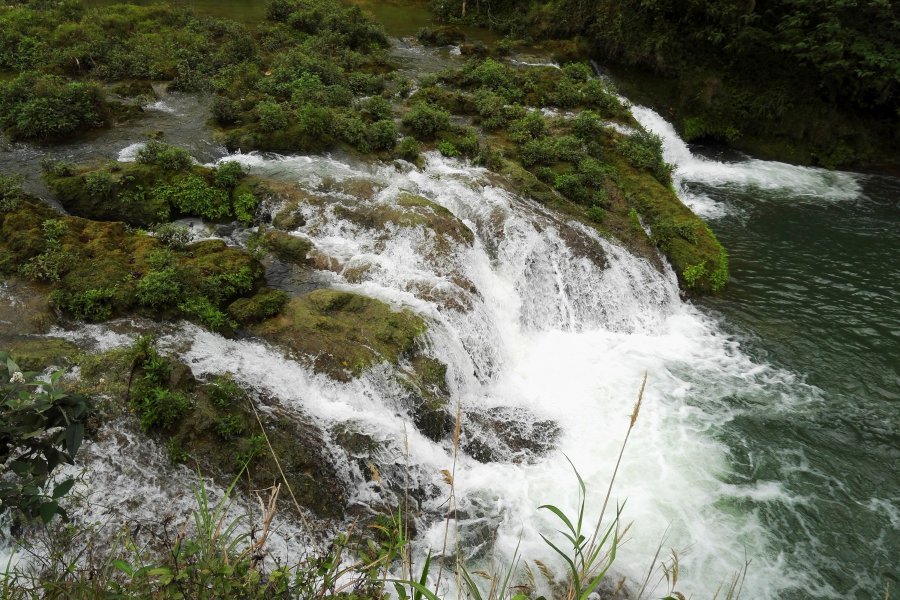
248;397;318;551
435;400;462;594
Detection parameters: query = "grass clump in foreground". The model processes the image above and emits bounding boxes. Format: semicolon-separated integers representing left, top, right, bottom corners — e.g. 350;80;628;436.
0;374;721;600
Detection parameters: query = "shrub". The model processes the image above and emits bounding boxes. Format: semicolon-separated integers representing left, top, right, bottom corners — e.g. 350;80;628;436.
562;62;593;82
210;95;241;124
137;267;184;308
0;72;107;140
133;386;190;431
439;141;461;157
536;166;556;184
0;174;23;212
367;119;398;150
297;104;333;137
154;222;192;249
256;100;288;132
214;415;245;439
618;129;673;185
167;436;189;465
214;161;244;188
136;141;193;171
572;110;602;140
520;137;557;166
474;146;504;170
586;205;607;223
84;171;114;198
154;176;232;220
554;173;590;203
234;192;258;226
402;103;450;138
0;351;90;523
398;136;419;161
209;373;246;407
364;96;393;122
495;37;513;56
509;110;548;143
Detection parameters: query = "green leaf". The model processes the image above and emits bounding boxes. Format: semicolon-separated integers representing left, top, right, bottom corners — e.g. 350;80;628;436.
52;478;75;499
539;503;576;535
39;501;59;524
65;423;84;457
113;560;133;578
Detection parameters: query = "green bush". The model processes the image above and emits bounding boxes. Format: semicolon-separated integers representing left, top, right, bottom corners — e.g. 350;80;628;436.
554;173;590;203
0;173;23;212
210;95;241;124
439;141;461;157
133;386;190;431
364;96;394;122
234;192;259;226
214;161;244;189
256;100;288;132
136;141;193;171
84;171;114;198
562;62;593;82
209;373;247;407
297;104;333;137
367;119;398;150
0;72;107;140
509;110;548;143
0;351;90;523
154;176;232;220
398;136;420;161
586;205;607;223
618;129;673;185
520;137;558;166
214;415;245;439
402;103;450;138
137;267;184;308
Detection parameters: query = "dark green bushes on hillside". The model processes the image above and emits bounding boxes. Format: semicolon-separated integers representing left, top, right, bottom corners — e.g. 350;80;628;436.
0;72;108;140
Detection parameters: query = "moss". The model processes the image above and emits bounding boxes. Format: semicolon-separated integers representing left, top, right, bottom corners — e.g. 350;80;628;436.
611;154;728;292
263;230;314;265
228;288;289;324
249;289;428;381
1;199;265;326
5;338;78;372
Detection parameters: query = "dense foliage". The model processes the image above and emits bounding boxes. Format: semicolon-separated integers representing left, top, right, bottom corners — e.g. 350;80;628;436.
0;351;89;523
430;0;900;166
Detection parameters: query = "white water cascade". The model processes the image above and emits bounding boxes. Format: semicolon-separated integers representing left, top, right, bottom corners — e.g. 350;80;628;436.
29;107;867;598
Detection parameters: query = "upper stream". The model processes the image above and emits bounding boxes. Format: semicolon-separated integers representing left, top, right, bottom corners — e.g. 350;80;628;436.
2;3;898;599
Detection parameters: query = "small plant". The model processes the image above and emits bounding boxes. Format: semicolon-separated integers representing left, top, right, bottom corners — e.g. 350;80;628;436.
133;386;190;431
402;103;450;138
136;141;193;171
438;141;461;157
234;191;259;226
398;136;420;161
84;171;114;197
154;222;192;249
214;415;245;439
618;129;674;185
234;433;266;468
0;173;22;212
213;161;244;188
256;100;288;132
209;374;245;408
586;205;607;223
167;436;190;465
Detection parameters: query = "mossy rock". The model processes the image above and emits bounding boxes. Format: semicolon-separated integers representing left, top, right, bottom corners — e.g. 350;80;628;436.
1;199;264;325
110;80;157;99
264;230;314;265
4;338;78;372
228;287;289;324
610;154;728;292
249;289;429;382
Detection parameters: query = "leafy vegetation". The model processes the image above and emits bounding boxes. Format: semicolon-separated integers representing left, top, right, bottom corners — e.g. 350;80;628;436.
0;351;90;523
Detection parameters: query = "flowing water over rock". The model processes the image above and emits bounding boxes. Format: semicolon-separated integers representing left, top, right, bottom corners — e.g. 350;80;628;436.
2;5;898;598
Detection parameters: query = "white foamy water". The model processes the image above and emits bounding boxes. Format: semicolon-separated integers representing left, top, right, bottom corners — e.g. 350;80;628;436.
202;150;816;598
629;105;864;218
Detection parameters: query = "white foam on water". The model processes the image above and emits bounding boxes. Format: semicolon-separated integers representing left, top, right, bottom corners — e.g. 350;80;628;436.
117;142;145;162
159;149;819;599
628;105;864;218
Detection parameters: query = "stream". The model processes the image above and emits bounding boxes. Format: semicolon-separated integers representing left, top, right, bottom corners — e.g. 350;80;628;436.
2;2;898;600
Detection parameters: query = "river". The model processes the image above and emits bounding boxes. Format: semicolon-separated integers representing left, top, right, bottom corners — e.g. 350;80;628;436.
6;2;900;599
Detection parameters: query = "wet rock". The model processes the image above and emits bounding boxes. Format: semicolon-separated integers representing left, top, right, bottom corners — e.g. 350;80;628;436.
462;406;561;464
264;230;313;265
3;337;78;371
